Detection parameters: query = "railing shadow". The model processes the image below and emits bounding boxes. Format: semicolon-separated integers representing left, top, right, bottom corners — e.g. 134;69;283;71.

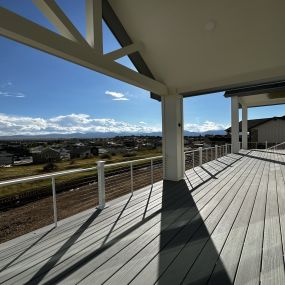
157;180;232;284
239;151;285;166
0;227;54;272
185;155;242;193
253;149;285;156
24;208;102;284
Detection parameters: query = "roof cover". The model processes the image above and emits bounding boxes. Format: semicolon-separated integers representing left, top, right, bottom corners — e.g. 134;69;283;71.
109;0;285;95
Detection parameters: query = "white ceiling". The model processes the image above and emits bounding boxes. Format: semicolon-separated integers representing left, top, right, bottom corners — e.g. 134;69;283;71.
110;0;285;95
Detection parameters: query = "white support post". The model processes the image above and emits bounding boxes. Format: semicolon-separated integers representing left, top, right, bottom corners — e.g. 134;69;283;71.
51;176;57;227
231;96;240;153
215;145;218;160
265;141;268;149
162;92;184;181
225;144;228;155
242;104;248;150
97;160;105;209
199;147;203;166
130;162;133;194
150;159;154;186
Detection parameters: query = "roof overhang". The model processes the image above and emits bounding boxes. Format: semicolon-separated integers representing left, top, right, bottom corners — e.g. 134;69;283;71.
109;0;285;96
224;82;285;108
1;1;285;99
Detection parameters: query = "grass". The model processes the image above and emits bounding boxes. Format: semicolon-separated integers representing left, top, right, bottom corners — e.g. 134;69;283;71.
0;149;162;198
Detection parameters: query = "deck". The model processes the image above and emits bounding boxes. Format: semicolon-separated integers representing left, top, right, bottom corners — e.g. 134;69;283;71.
1;149;285;285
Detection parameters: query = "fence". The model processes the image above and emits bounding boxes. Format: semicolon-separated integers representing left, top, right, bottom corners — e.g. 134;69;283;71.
185;144;231;171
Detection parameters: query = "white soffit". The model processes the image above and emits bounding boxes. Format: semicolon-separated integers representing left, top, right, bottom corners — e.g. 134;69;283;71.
109;0;285;95
239;92;285;108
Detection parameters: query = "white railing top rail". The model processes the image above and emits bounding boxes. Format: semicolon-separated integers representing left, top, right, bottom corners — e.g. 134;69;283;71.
184;144;231;155
0;155;163;188
0;165;98;187
104;155;162;169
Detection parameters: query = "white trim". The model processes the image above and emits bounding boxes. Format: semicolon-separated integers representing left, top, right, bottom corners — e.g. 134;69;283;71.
104;42;143;61
86;0;103;53
0;8;167;95
32;0;87;45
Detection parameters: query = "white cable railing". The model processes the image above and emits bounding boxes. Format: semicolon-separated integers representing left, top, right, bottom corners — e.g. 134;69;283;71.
184;144;231;171
0;156;163;229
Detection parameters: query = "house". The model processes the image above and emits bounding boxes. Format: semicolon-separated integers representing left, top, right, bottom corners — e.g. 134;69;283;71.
32;147;60;164
70;146;96;159
59;148;71;160
0;151;14;166
225;116;285;144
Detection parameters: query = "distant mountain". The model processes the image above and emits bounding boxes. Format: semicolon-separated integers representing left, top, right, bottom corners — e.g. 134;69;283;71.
0;129;226;140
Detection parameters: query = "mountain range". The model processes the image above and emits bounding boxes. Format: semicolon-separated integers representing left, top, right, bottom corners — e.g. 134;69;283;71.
0;130;226;140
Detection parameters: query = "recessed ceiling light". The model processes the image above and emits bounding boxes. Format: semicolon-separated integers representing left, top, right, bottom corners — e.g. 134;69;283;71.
205;20;216;32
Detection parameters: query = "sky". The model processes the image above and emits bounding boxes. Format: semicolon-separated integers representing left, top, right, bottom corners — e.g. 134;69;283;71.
0;1;284;136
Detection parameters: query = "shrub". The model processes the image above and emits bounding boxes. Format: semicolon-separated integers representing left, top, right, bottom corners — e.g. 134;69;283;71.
99;153;111;160
123;152;137;157
43;162;58;172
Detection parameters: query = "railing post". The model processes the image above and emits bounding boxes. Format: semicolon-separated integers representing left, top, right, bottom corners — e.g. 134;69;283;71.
130;162;134;194
192;152;194;168
265;141;268;149
225;144;228;155
150;159;154;186
51;176;57;227
199;147;202;166
97;161;106;209
215;145;218;160
206;148;208;162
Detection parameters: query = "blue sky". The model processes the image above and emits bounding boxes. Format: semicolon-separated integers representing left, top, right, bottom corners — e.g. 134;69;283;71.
0;1;284;136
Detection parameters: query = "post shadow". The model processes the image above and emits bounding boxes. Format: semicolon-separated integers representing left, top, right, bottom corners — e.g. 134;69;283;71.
157;180;232;284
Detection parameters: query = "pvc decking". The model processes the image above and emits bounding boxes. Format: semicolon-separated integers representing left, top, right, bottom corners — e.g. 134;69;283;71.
1;149;285;285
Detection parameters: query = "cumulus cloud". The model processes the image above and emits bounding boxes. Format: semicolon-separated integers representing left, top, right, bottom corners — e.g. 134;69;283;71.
0;113;160;136
105;90;129;101
184;121;229;132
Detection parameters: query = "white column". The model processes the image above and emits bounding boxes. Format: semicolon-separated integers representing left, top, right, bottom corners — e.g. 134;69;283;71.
231;96;240;153
162;93;184;181
97;160;105;209
242;104;248;150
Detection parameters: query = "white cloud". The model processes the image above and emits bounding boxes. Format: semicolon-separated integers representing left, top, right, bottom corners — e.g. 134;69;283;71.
0;91;26;98
184;121;229;132
0;113;160;136
113;98;129;101
105;90;129;101
0;113;229;136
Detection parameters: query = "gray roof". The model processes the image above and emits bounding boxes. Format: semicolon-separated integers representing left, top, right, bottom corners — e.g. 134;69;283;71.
226;116;285;132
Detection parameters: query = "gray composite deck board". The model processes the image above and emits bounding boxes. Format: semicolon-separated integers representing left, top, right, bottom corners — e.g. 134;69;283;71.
1;151;285;285
210;151;268;285
260;154;285;285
